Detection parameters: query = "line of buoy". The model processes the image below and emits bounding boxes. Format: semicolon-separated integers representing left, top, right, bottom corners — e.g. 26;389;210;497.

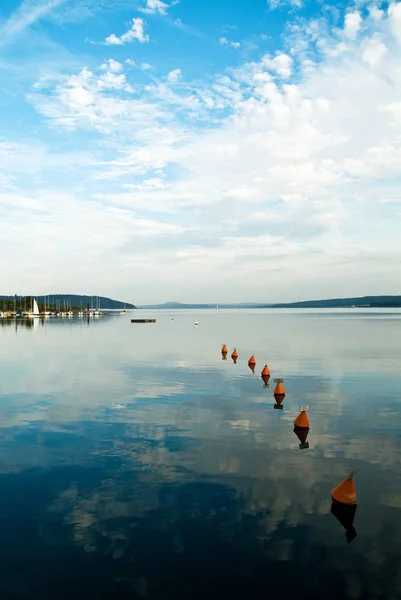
218;344;358;540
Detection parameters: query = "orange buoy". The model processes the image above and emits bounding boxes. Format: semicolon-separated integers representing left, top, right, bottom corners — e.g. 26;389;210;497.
293;427;309;449
293;406;310;429
261;364;270;376
273;378;286;397
231;348;238;362
330;469;358;505
221;344;228;354
248;355;256;366
195;321;199;326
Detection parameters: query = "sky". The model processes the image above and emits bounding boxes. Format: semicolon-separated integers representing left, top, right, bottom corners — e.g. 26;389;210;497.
0;0;400;304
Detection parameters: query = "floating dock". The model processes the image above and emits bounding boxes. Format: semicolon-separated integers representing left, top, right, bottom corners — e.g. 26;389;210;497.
131;319;156;323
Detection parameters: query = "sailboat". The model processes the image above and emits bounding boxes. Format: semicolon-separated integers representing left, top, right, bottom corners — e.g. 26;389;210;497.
27;298;40;318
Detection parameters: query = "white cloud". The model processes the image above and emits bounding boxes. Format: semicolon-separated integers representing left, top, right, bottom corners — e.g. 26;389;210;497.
98;72;134;92
369;5;384;20
0;0;67;46
362;34;387;67
105;18;149;45
267;0;303;9
388;2;401;43
263;53;293;78
219;37;241;49
167;69;182;82
138;0;172;15
344;11;363;39
29;63;155;132
100;59;123;73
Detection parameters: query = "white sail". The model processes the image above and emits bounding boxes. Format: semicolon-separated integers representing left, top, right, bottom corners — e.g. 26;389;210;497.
33;299;40;315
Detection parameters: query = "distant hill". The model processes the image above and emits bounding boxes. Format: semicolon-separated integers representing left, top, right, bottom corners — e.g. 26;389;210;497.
140;296;401;309
266;296;401;308
2;295;136;310
37;295;136;310
139;302;267;309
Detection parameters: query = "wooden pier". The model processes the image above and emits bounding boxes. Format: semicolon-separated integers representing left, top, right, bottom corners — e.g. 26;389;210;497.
131;319;156;323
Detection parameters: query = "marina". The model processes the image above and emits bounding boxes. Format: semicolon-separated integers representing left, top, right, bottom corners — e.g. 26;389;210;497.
0;296;132;319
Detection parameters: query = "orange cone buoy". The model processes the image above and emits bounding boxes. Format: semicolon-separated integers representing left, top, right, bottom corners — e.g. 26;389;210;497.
331;501;357;543
261;364;270;376
231;349;238;362
261;374;270;388
293;427;309;449
330;469;358;505
273;378;286;397
221;344;228;354
294;406;310;429
248;355;256;366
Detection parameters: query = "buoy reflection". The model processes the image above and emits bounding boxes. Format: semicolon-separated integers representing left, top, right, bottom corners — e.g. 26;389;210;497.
293;427;309;448
331;500;358;543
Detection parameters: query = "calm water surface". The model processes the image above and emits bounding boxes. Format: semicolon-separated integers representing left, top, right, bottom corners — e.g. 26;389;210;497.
0;309;401;599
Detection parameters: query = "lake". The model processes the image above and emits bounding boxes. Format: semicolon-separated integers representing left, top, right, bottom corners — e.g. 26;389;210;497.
0;309;401;599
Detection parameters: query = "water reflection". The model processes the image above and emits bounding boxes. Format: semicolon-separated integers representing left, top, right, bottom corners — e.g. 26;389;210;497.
261;374;270;388
0;317;37;329
0;310;401;598
331;501;357;543
293;426;309;448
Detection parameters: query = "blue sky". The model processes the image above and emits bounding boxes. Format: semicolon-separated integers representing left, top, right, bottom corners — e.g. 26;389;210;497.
0;0;400;303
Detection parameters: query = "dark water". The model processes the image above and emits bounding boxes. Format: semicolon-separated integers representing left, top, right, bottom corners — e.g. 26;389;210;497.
1;309;401;599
